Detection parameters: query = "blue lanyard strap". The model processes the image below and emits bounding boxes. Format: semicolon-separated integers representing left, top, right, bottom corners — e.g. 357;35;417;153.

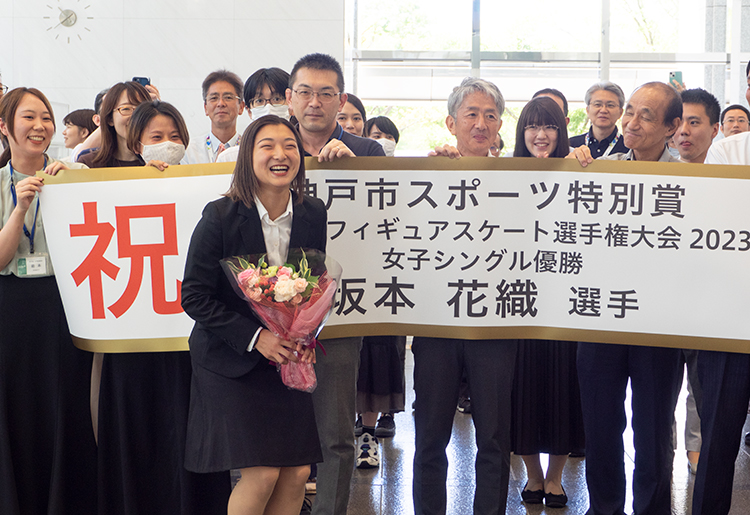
9;157;46;254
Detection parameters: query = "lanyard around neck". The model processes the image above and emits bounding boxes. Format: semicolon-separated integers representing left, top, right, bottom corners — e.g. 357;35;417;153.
8;157;46;254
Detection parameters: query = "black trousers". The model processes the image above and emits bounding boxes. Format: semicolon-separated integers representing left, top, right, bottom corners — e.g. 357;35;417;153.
412;337;517;515
577;342;682;515
692;350;750;515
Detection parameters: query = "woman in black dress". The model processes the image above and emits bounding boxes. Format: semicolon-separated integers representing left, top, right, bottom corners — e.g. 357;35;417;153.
182;115;326;515
0;87;97;514
87;83;231;515
511;96;585;508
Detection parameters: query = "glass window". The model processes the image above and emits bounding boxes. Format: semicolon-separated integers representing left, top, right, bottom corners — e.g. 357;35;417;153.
357;0;472;51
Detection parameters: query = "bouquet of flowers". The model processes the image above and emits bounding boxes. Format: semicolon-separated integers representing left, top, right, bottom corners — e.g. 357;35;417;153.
221;248;341;393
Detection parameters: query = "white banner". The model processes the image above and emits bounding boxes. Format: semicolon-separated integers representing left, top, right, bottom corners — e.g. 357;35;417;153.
39;158;750;352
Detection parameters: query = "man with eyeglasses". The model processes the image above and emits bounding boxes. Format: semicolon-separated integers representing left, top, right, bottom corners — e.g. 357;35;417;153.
286;53;383;162
285;52;383;515
569;82;684;515
719;104;750;138
182;69;244;164
569;82;630;159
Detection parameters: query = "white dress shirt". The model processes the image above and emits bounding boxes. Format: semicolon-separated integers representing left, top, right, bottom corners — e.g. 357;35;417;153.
182;130;240;165
705;131;750;165
246;192;294;351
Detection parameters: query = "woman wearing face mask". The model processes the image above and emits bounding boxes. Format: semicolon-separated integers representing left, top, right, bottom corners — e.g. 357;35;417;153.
182;115;326;515
0;87;97;514
510;95;584;508
337;93;366;137
364;116;399;157
216;68;291;164
126;100;189;170
94;94;231;515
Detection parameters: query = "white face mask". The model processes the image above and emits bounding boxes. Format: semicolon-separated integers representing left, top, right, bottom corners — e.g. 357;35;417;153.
376;138;397;157
251;104;291;121
140;141;186;165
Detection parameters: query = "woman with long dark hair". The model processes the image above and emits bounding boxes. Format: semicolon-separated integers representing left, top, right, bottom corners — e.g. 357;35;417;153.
512;95;584;509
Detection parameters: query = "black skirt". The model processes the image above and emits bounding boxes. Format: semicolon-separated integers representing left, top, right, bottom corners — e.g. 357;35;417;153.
511;339;585;455
185;359;322;472
0;274;97;515
356;335;406;413
97;351;231;515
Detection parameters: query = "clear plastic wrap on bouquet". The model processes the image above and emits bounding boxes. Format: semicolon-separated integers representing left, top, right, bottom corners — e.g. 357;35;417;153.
221;248;342;393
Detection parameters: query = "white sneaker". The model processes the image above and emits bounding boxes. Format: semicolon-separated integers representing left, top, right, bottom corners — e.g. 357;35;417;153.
356;433;380;469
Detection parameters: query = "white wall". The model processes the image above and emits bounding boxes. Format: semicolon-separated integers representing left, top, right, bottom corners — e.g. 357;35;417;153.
0;0;345;157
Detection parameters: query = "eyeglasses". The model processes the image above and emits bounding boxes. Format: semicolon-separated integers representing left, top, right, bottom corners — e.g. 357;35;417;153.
206;93;240;104
724;117;748;125
292;89;341;103
589;101;620;110
0;84;7;94
251;95;287;108
114;105;135;116
524;124;559;134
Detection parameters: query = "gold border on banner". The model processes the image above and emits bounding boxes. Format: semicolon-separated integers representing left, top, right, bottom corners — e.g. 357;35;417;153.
318;324;750;354
73;336;190;353
49;157;750;354
72;325;750;354
39;157;750;184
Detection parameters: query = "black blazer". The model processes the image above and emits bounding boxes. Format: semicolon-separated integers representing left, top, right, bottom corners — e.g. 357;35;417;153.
181;194;327;378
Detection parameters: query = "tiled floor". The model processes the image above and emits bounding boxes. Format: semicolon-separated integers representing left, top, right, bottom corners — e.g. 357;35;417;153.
336;347;750;515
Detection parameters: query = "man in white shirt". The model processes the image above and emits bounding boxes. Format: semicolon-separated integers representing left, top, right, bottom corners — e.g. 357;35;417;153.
692;128;750;515
182;70;244;164
673;88;720;164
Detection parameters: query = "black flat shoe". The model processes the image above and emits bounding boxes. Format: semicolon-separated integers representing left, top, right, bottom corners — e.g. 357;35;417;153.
521;482;544;504
544;486;568;508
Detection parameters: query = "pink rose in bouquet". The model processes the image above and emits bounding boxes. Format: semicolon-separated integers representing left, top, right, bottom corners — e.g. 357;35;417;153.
222;249;342;393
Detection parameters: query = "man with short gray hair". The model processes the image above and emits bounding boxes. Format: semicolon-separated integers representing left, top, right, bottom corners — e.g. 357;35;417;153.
569;81;629;159
429;77;504;158
414;76;518;515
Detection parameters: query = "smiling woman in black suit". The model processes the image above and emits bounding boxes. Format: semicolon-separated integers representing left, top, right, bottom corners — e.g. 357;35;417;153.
181;115;327;515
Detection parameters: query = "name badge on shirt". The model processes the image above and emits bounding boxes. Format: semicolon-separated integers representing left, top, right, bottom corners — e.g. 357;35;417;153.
17;253;48;276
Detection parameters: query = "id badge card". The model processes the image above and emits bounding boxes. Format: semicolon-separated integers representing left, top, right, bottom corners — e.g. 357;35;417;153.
16;253;49;277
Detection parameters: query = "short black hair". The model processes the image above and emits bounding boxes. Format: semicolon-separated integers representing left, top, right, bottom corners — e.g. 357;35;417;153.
289;53;344;93
721;104;750;124
63;109;97;134
680;88;720;125
126;100;190;154
746;60;750;78
364;116;400;143
533;88;569;116
243;68;290;107
94;88;109;114
201;69;243;101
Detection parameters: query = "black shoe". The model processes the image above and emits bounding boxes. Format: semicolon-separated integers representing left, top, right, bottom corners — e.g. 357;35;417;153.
521;482;544;504
300;496;313;514
375;414;396;437
354;415;363;437
457;397;471;414
544;486;568;508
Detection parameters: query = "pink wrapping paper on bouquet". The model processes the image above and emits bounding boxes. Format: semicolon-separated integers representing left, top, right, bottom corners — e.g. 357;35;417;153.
222;249;342;393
